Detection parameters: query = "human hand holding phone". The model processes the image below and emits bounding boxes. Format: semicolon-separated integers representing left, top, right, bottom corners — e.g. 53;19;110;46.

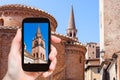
3;29;61;80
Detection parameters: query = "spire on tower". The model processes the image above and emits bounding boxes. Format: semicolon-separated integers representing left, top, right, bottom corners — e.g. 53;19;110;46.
68;5;76;29
66;6;77;39
36;24;42;38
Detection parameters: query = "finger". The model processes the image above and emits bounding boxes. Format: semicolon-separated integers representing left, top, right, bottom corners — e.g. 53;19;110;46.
42;57;57;77
10;29;22;54
49;57;57;71
42;51;57;78
24;71;42;79
13;28;21;44
42;70;53;78
51;35;61;43
49;45;57;61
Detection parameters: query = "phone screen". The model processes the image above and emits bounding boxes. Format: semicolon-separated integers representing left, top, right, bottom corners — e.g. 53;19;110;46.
22;18;50;71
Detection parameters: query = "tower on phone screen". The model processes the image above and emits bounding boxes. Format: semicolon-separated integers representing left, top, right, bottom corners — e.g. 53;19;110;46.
24;23;49;64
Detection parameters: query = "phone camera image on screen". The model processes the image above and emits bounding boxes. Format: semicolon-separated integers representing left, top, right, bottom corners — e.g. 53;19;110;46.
24;23;48;64
22;18;50;71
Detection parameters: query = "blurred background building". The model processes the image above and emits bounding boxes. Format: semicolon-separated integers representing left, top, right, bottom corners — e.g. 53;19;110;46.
85;42;100;80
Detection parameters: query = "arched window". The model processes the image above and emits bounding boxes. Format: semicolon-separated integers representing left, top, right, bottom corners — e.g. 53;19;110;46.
40;41;44;47
0;19;4;26
34;41;38;47
36;53;38;58
43;55;44;60
80;56;82;63
14;12;18;15
40;53;42;58
70;32;72;37
33;53;35;58
113;77;115;80
4;12;9;16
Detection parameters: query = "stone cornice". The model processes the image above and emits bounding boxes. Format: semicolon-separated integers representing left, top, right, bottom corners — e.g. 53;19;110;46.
0;4;57;30
0;26;19;29
51;31;87;55
51;31;79;42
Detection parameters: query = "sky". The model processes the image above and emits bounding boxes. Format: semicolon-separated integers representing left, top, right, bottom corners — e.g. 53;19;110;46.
24;23;49;60
0;0;99;43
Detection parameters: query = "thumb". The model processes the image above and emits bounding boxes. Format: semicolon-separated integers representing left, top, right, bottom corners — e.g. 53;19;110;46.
51;35;61;43
10;28;22;54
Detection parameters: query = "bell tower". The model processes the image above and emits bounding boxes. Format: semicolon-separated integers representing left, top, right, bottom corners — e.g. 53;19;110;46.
32;25;46;63
66;6;77;39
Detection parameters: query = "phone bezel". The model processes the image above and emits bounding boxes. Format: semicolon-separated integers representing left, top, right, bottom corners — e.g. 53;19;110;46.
22;17;51;71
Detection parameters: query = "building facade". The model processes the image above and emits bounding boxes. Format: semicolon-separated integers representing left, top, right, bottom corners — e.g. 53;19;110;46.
0;4;86;80
86;42;100;59
85;59;100;80
100;0;120;80
85;42;100;80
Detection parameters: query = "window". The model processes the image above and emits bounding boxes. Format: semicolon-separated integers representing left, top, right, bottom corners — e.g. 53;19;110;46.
89;44;91;47
4;12;9;16
34;41;38;47
113;77;115;80
40;53;42;58
43;55;44;59
0;19;4;26
40;41;44;47
70;32;72;37
33;54;35;58
79;56;82;63
93;52;94;54
0;12;2;16
36;53;38;58
98;68;100;73
14;12;18;15
67;41;71;44
93;46;94;48
93;79;96;80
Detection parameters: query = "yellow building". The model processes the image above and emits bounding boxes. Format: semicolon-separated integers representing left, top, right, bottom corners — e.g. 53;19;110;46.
85;59;100;80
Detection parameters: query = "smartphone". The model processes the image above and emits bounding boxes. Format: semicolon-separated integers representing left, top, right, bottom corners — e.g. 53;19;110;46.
22;18;50;71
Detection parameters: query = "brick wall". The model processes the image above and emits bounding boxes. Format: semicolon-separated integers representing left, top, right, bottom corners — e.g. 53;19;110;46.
104;0;120;59
0;29;16;80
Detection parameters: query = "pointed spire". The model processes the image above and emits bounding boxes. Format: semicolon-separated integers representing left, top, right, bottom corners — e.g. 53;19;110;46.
66;6;77;39
37;24;40;34
36;24;42;38
68;5;76;29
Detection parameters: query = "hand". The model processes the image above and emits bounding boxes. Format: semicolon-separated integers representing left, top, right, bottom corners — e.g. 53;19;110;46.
3;29;61;80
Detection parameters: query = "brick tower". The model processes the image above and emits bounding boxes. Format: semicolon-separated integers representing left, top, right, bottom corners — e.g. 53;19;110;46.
64;6;86;80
